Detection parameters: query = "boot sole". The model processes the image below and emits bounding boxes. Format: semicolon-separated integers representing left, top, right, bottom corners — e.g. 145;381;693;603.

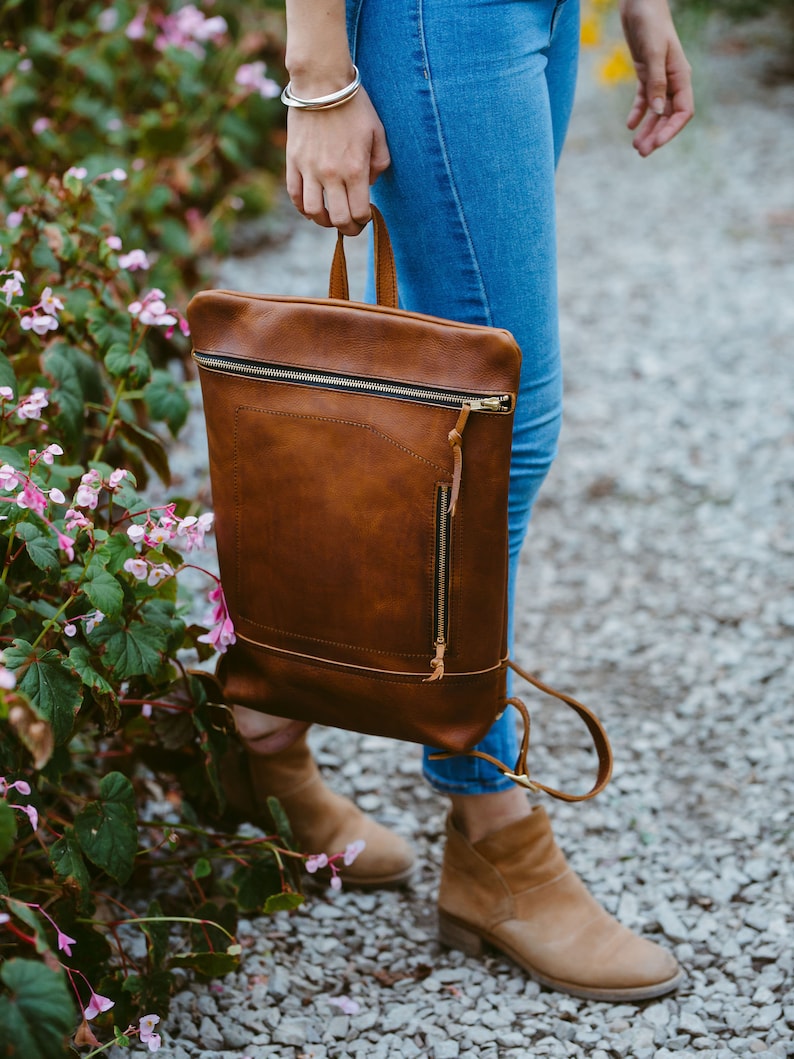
438;910;684;1002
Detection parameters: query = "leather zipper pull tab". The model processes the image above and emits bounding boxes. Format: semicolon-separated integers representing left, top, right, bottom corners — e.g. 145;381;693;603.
447;403;471;517
424;638;446;682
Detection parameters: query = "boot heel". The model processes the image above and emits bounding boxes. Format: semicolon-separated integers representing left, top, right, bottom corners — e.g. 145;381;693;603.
438;911;485;956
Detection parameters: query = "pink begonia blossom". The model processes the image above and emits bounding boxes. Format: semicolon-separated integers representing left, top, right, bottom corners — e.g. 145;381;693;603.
74;469;102;509
64;623;77;638
126;8;148;39
40;287;65;317
17;59;32;73
85;611;104;635
0;387;14;402
146;525;174;546
0;913;10;924
234;62;280;99
176;512;214;551
0;778;30;796
65;508;91;531
108;468;128;489
305;853;329;874
328;996;361;1016
128;290;177;328
147;563;174;587
49;488;66;505
139;1011;162;1052
106;235;123;251
12;803;38;830
197;585;236;653
64;166;88;180
35;442;64;465
98;7;119;31
127;523;146;543
12;164;29;175
16;480;47;516
132;157;146;172
56;928;78;956
6;211;24;229
124;557;149;581
0;465;20;490
16;388;49;420
106;117;123;132
21;313;58;335
1;270;24;304
343;839;366;866
141;702;153;718
84;990;115;1020
57;532;75;561
118;249;150;271
32;117;50;135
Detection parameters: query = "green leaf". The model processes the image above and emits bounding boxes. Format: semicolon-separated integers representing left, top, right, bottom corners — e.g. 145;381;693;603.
95;532;135;574
116;419;171;485
0;959;75;1059
74;771;138;884
231;851;282;913
83;567;124;620
192;857;212;879
42;345;86;445
0;799;18;863
263;891;305;914
0;351;16;394
86;306;132;353
68;646;116;699
266;795;295;849
105;342;152;387
88;618;167;680
49;826;91;895
4;642;83;746
144;369;190;436
23;535;61;576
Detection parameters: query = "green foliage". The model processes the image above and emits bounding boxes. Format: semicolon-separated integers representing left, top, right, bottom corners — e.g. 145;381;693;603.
0;0;287;298
0;6;329;1055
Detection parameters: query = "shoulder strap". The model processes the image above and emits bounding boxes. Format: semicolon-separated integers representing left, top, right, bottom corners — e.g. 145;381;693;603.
428;659;613;802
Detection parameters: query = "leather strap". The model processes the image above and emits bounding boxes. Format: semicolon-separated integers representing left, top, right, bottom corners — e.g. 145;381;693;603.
428;659;614;802
329;205;399;308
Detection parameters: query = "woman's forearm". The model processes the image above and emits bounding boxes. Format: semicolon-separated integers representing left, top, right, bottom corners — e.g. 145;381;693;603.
285;0;355;97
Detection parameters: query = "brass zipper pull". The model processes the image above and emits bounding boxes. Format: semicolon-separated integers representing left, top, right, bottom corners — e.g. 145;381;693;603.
424;638;446;682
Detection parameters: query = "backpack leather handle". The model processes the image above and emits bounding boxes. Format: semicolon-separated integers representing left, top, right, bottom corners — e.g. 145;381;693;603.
329;204;399;308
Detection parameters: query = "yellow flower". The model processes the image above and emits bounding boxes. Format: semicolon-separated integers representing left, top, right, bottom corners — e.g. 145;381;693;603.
580;14;602;47
597;44;635;86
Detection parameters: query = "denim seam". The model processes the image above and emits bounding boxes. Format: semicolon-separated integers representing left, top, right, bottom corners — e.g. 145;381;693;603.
416;0;494;328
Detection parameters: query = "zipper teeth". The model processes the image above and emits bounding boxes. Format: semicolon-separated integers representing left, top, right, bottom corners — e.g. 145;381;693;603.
436;485;450;645
193;351;511;411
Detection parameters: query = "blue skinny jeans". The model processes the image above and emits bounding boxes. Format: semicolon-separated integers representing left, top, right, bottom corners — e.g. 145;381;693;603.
347;0;580;794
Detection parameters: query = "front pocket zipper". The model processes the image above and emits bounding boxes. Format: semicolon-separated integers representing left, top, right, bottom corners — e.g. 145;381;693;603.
425;483;451;683
192;351;513;414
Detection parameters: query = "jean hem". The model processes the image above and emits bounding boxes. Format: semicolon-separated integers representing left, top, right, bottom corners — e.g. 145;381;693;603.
421;767;520;796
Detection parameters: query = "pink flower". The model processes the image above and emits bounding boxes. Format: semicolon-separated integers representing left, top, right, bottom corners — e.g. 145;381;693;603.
197;585;236;653
6;211;24;229
328;996;360;1016
123;557;149;581
108;468;128;489
128;292;176;328
1;270;24;304
329;874;343;892
0;913;10;924
118;249;150;271
126;8;148;40
147;563;175;587
305;853;329;874
64;623;77;637
16;388;49;420
0;666;16;691
127;524;146;543
343;840;366;866
0;387;14;402
97;8;118;32
234;62;280;99
49;488;66;505
64;166;88;180
85;611;104;635
40;287;65;316
32;117;50;135
106;235;123;251
21;313;58;335
0;778;30;796
74;469;102;509
12;803;38;830
16;480;47;516
0;465;20;490
56;531;75;561
84;991;114;1021
139;1014;160;1042
65;508;91;531
175;512;214;551
38;443;64;465
12;164;29;175
141;702;153;718
56;928;78;956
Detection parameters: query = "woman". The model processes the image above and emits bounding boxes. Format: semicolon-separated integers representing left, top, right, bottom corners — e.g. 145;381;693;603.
230;0;694;1001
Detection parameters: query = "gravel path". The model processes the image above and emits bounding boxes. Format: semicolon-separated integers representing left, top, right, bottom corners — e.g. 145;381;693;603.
152;24;794;1059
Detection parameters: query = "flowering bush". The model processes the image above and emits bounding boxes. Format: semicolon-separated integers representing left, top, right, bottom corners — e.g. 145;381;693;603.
0;9;363;1055
0;0;287;299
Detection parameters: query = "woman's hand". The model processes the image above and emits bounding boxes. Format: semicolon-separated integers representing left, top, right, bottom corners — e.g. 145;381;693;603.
285;88;391;236
619;0;694;157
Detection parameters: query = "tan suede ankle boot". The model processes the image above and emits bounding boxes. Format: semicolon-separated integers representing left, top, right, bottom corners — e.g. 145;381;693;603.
438;807;682;1001
222;731;415;888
